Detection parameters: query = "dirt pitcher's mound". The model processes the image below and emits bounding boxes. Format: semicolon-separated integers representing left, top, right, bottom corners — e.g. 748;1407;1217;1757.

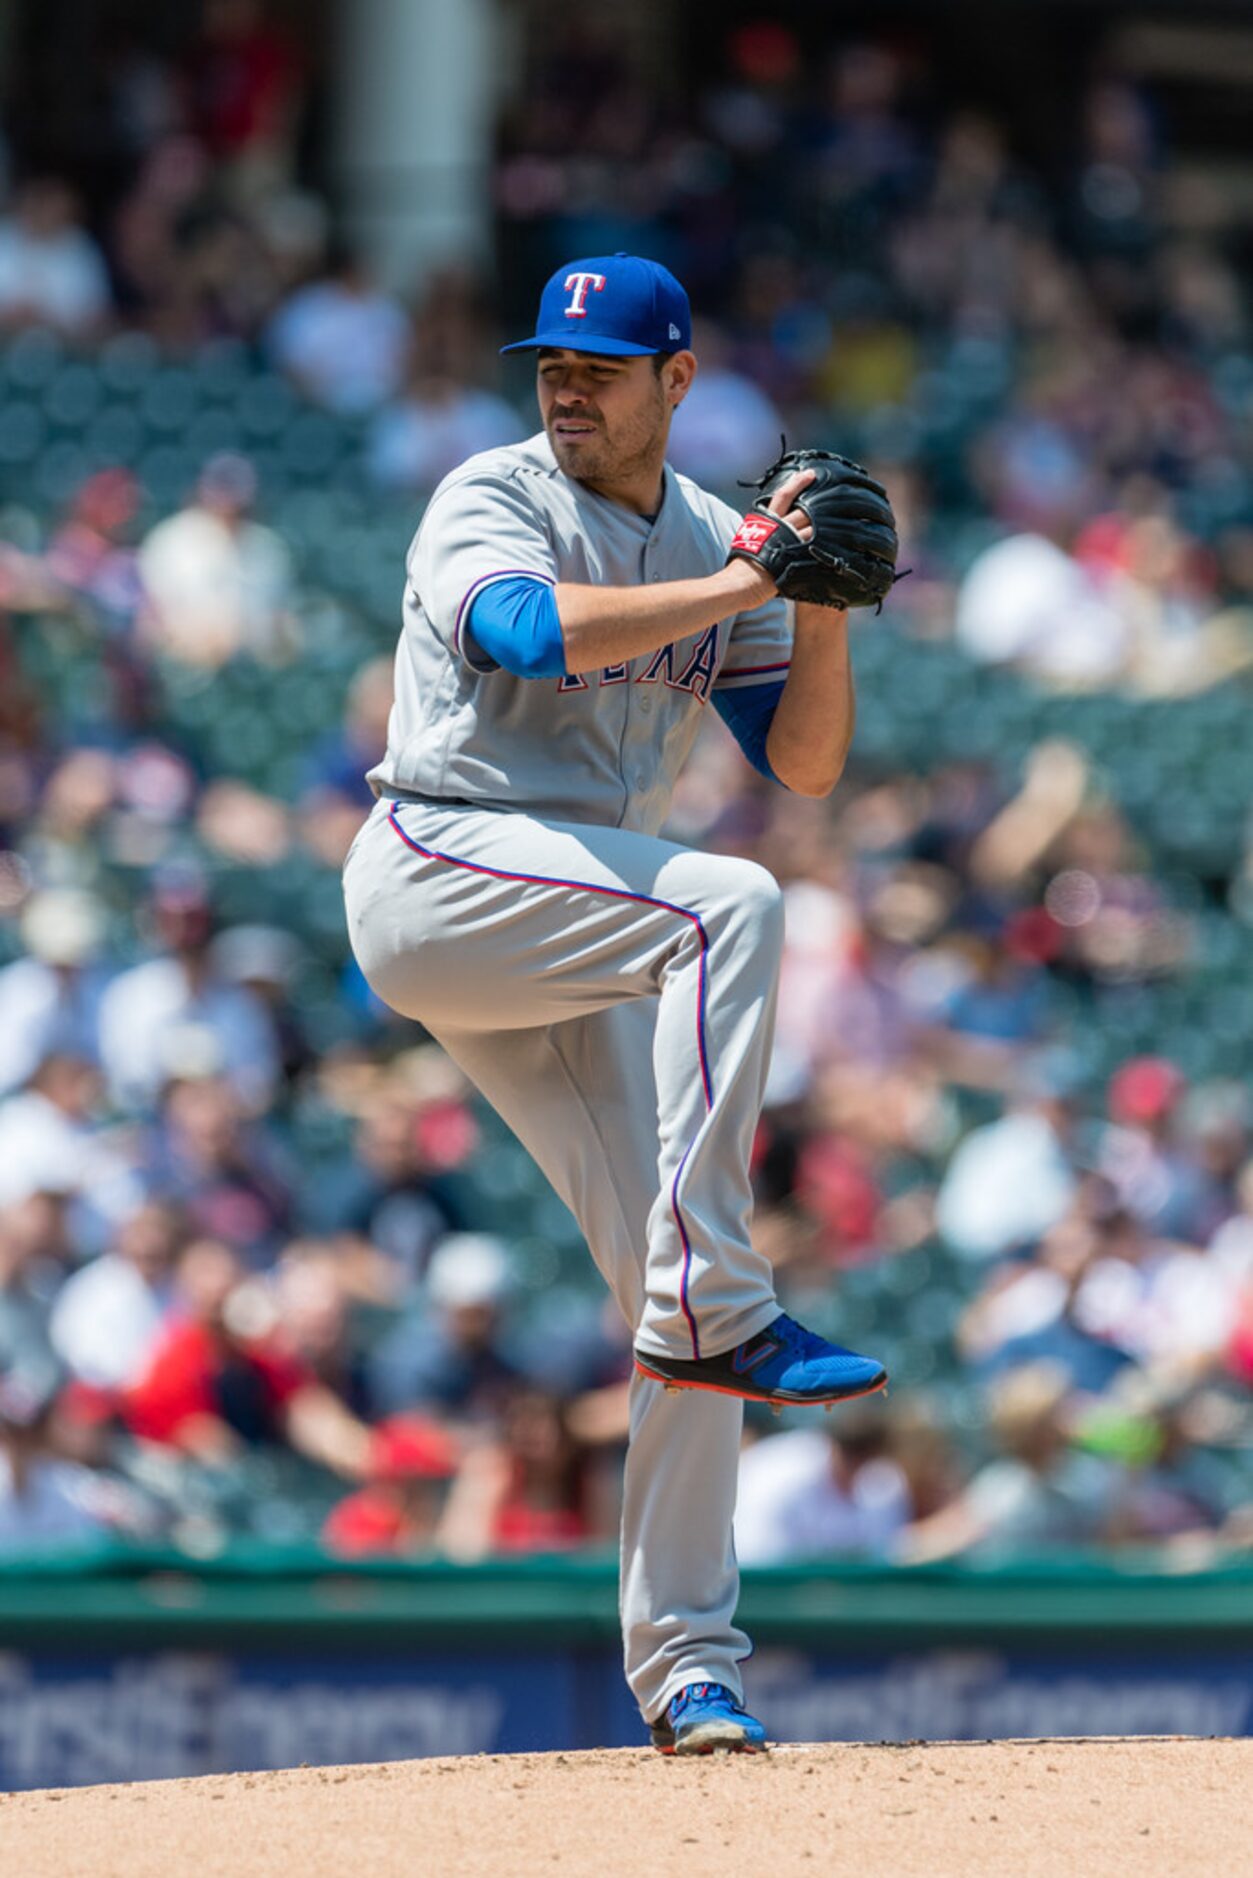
3;1736;1246;1878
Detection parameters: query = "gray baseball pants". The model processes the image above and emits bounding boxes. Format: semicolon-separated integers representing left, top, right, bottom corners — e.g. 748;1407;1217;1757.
343;793;785;1719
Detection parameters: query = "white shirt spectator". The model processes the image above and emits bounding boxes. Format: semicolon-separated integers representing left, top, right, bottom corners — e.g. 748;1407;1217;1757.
0;218;110;334
0;887;110;1097
1073;1241;1246;1367
768;882;880;1101
958;1455;1101;1550
1096;1123;1182;1233
50;1253;172;1389
368;383;525;491
955;533;1130;686
936;1108;1077;1259
961;1265;1070;1361
138;506;294;667
734;1427;911;1565
0;957;106;1097
0;1089;140;1249
97;957;280;1115
1209;1210;1253;1286
267;279;411;414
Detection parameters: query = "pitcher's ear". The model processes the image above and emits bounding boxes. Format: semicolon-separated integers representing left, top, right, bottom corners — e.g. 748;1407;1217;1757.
664;349;697;405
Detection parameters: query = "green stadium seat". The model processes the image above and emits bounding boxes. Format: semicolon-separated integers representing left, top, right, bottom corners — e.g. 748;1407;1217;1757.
140;368;199;433
240;374;297;438
195;338;253;401
905;1286;962;1343
824;1294;879;1343
279;411;350;481
34;438;91;504
475;1142;540;1202
0;402;45;465
186;408;247;458
84;404;144;463
138;444;201;504
890;1337;940;1386
97;332;160;395
3;328;64;391
876;1249;937;1298
42;362;102;429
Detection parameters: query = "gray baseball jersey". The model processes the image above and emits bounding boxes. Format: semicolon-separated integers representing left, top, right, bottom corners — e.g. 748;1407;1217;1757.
346;429;799;1725
367;431;792;832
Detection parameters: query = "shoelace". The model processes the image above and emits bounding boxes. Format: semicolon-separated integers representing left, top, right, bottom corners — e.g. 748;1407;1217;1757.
770;1313;828;1360
672;1682;737;1718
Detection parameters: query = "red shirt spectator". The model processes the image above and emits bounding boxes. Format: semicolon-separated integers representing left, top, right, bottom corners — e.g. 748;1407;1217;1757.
123;1314;309;1446
493;1496;587;1552
194;0;300;159
322;1417;460;1558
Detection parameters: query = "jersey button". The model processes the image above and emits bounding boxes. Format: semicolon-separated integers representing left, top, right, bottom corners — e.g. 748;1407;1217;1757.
639;696;653;714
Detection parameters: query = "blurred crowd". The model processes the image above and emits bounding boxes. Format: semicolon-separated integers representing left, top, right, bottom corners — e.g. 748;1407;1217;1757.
0;14;1249;695
496;22;1253;697
0;9;1250;1567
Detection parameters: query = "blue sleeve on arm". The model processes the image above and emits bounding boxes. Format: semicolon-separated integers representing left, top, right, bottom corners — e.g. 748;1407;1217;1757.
466;575;566;679
713;679;787;783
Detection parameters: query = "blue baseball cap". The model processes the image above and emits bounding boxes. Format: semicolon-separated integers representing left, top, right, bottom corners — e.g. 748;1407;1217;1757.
501;253;691;358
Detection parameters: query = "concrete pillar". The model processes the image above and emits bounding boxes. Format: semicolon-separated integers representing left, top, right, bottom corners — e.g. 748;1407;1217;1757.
333;0;503;294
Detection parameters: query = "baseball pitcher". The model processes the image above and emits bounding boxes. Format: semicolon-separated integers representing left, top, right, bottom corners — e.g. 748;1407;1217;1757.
343;253;898;1755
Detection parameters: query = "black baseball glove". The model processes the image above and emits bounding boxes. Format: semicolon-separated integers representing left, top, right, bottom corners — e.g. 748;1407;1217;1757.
727;445;901;611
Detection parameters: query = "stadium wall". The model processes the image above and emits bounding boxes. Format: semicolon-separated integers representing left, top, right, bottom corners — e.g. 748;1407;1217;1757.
3;1551;1251;1786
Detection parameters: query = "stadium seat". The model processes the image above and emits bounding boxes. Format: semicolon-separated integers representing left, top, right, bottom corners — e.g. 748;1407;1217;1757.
42;362;102;429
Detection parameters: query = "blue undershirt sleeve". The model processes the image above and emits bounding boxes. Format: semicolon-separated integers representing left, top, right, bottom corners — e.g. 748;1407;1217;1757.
712;679;787;784
465;574;566;679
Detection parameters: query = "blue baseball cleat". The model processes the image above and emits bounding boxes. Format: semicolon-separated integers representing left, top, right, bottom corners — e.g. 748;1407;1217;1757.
650;1683;768;1756
635;1311;887;1409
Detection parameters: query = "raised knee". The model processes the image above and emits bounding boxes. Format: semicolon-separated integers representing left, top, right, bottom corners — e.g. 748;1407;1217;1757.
744;861;784;926
715;861;784;946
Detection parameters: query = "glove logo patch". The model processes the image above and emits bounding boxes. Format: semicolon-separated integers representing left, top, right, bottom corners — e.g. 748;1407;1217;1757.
730;514;779;555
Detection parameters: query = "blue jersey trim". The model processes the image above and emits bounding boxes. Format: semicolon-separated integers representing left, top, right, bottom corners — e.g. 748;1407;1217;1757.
467;574;566;679
712;678;786;783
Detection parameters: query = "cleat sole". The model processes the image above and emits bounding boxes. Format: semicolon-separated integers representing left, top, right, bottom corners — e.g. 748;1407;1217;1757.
635;1359;887;1409
673;1720;767;1756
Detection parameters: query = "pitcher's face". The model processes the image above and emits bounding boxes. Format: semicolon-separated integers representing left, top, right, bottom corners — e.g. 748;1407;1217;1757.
537;349;677;487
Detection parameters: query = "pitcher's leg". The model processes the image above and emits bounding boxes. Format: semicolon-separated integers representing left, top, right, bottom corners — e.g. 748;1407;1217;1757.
637;860;785;1359
430;1016;652;1330
618;1371;747;1722
346;799;781;1356
433;1005;750;1722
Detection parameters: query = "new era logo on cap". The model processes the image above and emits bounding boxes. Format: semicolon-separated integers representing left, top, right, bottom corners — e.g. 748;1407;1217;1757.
502;253;692;358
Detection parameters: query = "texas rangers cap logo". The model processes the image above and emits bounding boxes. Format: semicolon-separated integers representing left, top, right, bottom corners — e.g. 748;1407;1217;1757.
501;253;692;358
564;273;606;318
